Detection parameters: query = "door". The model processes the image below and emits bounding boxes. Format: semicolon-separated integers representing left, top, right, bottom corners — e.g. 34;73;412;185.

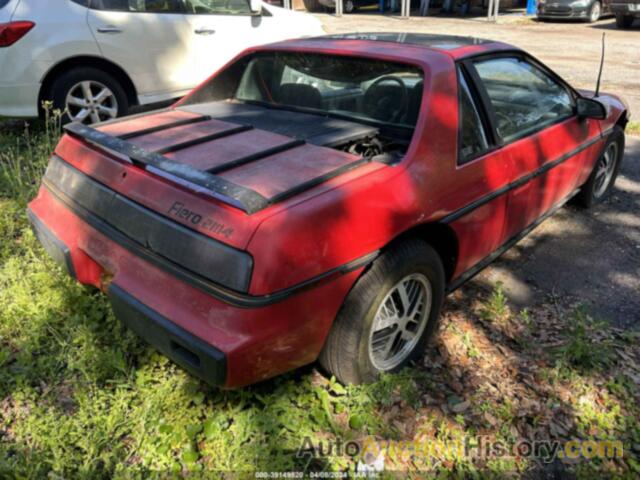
181;0;282;83
445;69;513;278
468;55;597;238
87;0;194;100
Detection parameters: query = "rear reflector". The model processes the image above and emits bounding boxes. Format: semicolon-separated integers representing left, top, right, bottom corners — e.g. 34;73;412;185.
0;21;34;47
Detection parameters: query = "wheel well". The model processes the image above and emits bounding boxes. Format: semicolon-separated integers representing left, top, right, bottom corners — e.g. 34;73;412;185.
616;110;629;130
39;56;138;111
389;223;459;283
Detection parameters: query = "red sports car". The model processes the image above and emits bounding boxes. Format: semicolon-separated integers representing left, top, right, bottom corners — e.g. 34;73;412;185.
28;33;629;388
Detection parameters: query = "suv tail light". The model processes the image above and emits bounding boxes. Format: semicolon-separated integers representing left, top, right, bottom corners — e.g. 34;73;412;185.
0;21;35;47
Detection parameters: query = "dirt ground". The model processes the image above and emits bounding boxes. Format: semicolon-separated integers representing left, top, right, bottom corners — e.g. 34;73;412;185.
320;13;640;327
317;13;640;118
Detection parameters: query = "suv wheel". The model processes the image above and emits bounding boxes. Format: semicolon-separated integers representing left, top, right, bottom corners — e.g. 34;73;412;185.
49;67;129;124
587;1;601;22
615;13;634;28
319;239;445;385
575;126;625;208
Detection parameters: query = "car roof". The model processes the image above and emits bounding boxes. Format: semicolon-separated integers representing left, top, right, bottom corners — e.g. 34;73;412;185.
266;32;516;61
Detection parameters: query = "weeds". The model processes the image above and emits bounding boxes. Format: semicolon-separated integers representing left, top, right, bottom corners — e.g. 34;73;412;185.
479;282;509;324
0;103;62;203
558;307;613;371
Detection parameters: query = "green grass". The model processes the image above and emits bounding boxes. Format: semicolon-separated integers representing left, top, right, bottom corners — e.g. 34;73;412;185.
0;117;639;478
627;121;640;137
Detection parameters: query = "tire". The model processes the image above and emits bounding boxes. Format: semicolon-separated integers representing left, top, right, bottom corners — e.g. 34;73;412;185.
574;126;625;208
586;1;601;22
615;13;634;28
303;0;323;11
49;67;129;125
319;239;445;385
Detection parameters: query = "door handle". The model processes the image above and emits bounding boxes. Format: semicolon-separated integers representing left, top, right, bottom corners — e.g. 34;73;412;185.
194;28;216;35
97;26;122;34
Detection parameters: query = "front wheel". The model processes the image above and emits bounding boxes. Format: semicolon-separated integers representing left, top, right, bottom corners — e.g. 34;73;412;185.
319;239;445;385
587;1;601;22
575;126;625;208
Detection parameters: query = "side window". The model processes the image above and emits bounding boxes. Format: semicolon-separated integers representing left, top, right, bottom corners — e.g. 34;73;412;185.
184;0;252;14
70;0;89;6
91;0;184;12
473;57;574;143
458;70;489;164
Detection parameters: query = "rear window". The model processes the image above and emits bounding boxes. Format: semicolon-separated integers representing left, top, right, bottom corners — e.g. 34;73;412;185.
235;53;424;129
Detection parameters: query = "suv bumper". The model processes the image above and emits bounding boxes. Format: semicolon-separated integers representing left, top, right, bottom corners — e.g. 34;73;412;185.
611;3;640;14
537;6;589;18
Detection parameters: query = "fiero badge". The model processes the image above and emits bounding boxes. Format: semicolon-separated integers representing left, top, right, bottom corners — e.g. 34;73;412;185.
167;201;233;239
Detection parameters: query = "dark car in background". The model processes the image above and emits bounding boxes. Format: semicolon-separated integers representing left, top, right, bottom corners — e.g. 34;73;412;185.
537;0;611;21
611;0;640;27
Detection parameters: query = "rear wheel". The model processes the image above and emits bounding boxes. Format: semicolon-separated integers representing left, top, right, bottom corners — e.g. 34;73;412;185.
49;67;129;124
587;1;601;22
319;239;445;385
615;13;634;28
575;126;625;208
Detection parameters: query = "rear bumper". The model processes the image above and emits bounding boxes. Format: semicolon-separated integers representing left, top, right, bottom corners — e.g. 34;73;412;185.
28;207;227;385
27;180;362;387
108;284;227;385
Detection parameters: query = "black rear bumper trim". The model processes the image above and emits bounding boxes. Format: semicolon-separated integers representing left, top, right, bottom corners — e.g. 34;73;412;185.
43;156;254;292
108;283;227;386
27;208;76;279
41;165;378;308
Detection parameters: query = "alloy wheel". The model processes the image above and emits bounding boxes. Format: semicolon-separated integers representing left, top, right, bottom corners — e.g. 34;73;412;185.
590;2;601;22
593;142;618;198
368;273;432;371
65;80;118;124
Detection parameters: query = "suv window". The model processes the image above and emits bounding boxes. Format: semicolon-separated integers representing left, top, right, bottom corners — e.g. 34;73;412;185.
458;70;489;163
184;0;252;14
473;57;574;143
91;0;184;12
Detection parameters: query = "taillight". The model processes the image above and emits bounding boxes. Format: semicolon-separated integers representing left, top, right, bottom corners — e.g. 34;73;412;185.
0;21;35;48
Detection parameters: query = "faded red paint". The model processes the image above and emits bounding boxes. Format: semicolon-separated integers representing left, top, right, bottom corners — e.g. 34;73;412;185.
28;37;628;387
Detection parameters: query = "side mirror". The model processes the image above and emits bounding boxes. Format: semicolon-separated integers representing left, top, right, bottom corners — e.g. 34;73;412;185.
249;0;262;14
576;97;606;120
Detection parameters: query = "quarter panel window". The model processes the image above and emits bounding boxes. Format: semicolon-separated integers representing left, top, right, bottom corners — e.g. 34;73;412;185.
473;57;574;143
184;0;252;14
91;0;184;12
458;70;489;164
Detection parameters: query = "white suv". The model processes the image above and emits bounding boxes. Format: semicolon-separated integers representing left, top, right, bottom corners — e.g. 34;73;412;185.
0;0;324;123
